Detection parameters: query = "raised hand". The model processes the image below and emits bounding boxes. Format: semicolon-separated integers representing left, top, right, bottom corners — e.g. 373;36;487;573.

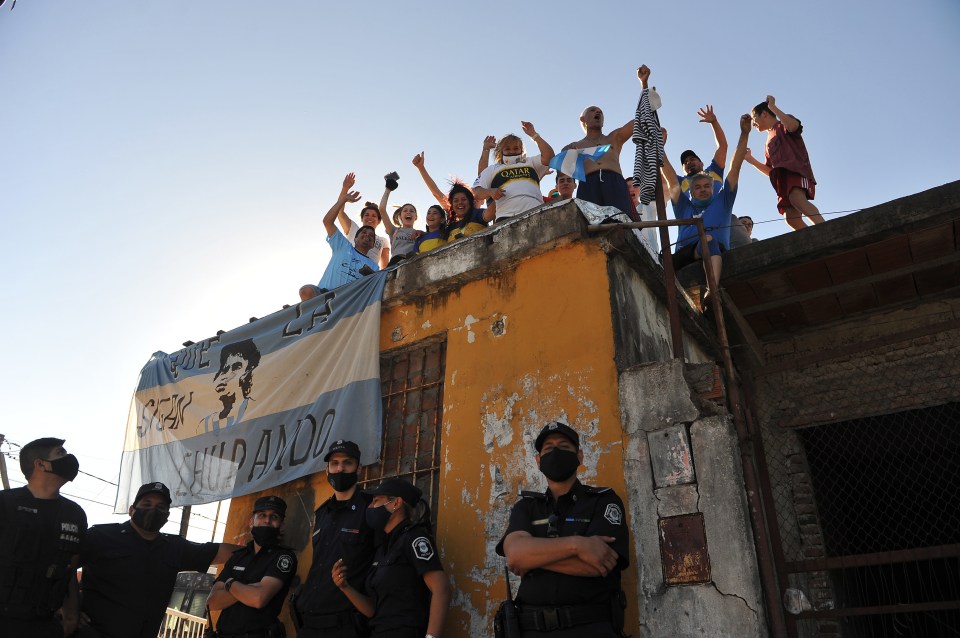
740;113;752;133
412;152;425;168
482;135;496;150
342;172;356;191
766;95;776;108
697;105;717;124
520;121;538;138
637;64;651;86
343;190;361;204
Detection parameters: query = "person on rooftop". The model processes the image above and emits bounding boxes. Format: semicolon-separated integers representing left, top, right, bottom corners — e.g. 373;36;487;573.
745;96;825;230
299;173;380;301
677;105;728;199
661;114;751;307
378;172;422;265
412;152;493;241
473;122;555;222
561;67;649;219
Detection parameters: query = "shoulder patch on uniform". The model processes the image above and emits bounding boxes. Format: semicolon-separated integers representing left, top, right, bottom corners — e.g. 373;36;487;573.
276;554;294;573
604;503;623;526
411;536;435;561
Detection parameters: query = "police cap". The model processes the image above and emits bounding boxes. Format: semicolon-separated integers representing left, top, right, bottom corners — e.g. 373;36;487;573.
534;422;580;452
253;495;287;518
323;439;362;463
135;481;172;506
365;478;422;507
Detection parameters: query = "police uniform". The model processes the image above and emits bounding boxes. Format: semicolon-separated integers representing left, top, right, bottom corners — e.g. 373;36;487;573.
0;486;86;638
365;520;443;638
81;521;220;638
294;489;374;638
214;541;298;638
496;480;630;638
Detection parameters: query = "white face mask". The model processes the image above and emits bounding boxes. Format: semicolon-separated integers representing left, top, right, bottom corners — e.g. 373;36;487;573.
501;154;526;165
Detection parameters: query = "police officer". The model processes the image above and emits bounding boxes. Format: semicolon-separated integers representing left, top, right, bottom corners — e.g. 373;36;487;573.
80;482;241;638
0;437;85;638
496;422;630;637
208;495;298;638
292;440;374;638
333;478;451;638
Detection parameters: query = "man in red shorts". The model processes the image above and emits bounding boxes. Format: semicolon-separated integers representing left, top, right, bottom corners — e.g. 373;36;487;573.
747;96;825;230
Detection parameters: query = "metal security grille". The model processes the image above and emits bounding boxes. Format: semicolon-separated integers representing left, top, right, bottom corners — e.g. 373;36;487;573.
360;338;446;520
772;402;960;637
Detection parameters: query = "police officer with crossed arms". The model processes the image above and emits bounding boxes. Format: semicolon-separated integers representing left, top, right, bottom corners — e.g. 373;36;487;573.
497;422;630;637
208;495;298;638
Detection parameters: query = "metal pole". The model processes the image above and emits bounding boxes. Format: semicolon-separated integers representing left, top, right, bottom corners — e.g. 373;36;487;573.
695;220;789;638
211;501;222;542
654;176;684;359
179;505;191;538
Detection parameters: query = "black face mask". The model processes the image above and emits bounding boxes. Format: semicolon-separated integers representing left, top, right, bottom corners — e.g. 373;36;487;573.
538;448;580;482
328;471;358;493
364;503;394;532
47;454;80;482
131;506;170;533
251;525;281;547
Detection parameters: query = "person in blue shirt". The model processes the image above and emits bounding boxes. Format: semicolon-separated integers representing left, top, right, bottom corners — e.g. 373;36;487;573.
661;114;751;307
300;172;380;301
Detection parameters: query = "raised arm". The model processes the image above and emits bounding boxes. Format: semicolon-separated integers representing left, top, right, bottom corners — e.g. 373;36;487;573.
766;95;800;133
744;147;771;176
725;115;751;190
323;174;362;237
520;121;554;166
478;135;495;176
412;152;449;209
611;64;651;145
698;105;728;169
379;185;396;236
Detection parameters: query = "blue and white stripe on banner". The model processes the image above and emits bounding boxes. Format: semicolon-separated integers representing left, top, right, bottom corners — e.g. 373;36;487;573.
548;144;611;182
116;271;388;511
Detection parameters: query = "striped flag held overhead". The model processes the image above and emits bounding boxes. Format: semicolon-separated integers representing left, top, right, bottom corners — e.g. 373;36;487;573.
549;145;611;182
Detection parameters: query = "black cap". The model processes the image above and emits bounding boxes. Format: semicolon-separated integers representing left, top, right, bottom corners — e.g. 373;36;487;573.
135;481;172;506
324;439;361;463
680;150;700;165
253;495;287;518
534;422;580;452
365;478;422;507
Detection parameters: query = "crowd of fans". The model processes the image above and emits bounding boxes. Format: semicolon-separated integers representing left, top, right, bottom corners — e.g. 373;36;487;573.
298;65;821;307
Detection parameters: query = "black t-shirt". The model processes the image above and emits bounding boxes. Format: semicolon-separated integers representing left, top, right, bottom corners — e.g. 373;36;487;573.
0;487;86;619
365;521;443;634
80;521;220;638
215;542;297;633
295;490;374;616
496;480;629;606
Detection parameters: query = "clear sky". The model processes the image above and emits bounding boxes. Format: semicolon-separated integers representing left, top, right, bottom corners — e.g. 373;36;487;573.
2;0;958;540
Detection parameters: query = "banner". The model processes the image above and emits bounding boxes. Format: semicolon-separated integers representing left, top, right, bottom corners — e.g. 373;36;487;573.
115;272;387;511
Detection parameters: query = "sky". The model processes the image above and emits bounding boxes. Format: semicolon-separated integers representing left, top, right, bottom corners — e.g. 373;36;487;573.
1;0;958;541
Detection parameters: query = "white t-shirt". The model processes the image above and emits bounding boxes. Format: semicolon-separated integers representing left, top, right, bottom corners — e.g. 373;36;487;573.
346;223;389;263
474;155;550;219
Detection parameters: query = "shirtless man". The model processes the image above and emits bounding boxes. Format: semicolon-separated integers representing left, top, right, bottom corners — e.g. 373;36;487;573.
562;65;651;220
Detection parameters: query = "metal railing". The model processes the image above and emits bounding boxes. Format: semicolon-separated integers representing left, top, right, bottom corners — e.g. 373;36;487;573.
157;607;208;638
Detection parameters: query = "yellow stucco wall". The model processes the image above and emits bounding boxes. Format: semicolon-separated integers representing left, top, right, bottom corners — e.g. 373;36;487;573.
223;238;637;636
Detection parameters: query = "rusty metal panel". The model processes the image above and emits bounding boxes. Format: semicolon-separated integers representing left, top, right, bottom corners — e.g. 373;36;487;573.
659;513;711;586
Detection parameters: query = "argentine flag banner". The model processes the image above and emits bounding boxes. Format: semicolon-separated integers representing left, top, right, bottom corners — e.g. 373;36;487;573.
548;144;611;181
115;271;388;511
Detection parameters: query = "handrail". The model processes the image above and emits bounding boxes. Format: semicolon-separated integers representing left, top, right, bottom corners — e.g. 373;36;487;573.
157;607;208;638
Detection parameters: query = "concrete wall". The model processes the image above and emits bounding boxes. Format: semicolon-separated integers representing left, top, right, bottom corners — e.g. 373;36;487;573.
619;359;766;637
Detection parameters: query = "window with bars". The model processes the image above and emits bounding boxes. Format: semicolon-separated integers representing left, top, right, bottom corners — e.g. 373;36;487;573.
360;338;446;522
